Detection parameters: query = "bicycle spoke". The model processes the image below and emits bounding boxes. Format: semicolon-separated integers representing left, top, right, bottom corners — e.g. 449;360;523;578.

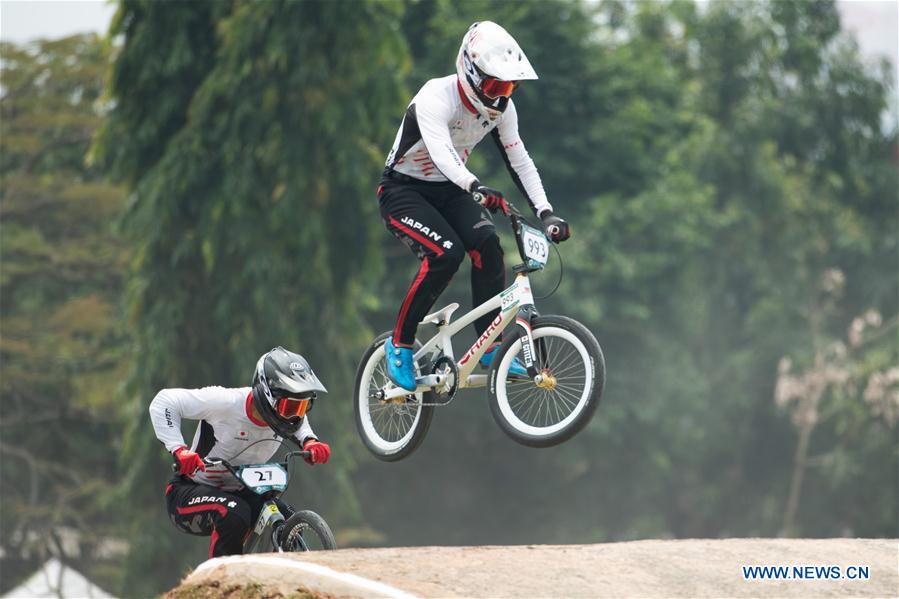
510;387;533;412
513;395;537;419
554;387;585;404
374;407;390;436
545;392;560;425
498;330;595;428
388;413;398;441
526;393;546;423
390;416;399;441
364;346;424;443
551;361;585;381
551;384;583;408
538;393;553;426
547;349;580;376
554;380;586;397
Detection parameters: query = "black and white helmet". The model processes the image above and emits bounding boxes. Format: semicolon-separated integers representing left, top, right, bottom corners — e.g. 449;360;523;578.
251;347;327;438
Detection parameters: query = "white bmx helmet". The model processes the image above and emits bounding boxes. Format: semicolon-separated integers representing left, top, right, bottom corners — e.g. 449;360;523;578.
455;21;538;121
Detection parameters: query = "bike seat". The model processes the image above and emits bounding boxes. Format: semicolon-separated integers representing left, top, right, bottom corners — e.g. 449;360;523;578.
420;303;459;326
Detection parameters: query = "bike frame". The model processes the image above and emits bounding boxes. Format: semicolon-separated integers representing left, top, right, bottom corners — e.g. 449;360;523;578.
243;497;287;553
207;450;310;553
380;210;545;401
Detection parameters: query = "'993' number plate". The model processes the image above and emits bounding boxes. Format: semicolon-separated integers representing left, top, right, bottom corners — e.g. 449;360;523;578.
521;224;549;267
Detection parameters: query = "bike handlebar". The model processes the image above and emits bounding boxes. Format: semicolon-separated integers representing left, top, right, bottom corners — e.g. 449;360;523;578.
172;450;312;473
203;450;311;469
471;192;561;238
471;191;523;219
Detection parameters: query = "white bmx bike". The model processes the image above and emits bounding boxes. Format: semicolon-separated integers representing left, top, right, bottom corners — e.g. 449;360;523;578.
354;198;605;461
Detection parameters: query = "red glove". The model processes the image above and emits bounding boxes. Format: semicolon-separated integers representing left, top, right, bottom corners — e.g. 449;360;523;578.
303;440;330;465
173;446;205;476
471;184;509;216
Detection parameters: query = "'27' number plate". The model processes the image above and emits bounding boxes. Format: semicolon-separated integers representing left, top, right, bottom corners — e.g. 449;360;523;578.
240;465;287;489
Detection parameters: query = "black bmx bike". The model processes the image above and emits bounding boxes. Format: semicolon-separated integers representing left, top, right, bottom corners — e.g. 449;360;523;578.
192;445;337;552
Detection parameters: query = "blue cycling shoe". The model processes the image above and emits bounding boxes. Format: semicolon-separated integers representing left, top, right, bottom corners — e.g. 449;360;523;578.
384;336;417;391
480;343;528;376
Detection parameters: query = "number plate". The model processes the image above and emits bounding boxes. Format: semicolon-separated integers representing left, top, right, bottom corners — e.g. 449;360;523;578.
239;464;288;491
521;224;550;268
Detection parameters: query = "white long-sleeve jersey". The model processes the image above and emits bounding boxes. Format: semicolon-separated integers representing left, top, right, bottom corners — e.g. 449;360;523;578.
149;386;317;491
385;75;552;216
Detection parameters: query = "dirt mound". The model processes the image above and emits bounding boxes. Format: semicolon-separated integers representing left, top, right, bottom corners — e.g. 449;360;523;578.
169;538;897;598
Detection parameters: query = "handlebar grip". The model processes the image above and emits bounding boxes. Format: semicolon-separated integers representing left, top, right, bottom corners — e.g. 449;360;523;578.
472;191;485;206
171;456;221;472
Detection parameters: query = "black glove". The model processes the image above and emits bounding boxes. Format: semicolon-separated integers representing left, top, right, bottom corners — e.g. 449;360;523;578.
539;210;571;242
470;182;509;216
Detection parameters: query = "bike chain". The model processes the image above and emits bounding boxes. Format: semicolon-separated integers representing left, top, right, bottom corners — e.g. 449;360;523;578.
423;356;458;406
379;356;460;407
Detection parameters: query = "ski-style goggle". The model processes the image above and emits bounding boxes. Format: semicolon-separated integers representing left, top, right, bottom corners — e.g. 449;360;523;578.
480;78;517;99
276;396;312;419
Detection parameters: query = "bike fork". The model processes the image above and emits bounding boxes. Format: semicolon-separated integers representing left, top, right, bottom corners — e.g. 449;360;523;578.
515;305;541;378
254;500;286;552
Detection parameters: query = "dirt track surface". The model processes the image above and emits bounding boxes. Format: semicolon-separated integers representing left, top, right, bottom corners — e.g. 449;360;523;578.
171;539;898;598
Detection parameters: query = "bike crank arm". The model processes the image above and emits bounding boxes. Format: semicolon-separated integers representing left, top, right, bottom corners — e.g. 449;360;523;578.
374;374;448;401
459;374;487;388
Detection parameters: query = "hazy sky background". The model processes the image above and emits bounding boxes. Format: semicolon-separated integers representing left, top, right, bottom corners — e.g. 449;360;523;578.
2;1;896;62
1;0;896;96
1;0;116;42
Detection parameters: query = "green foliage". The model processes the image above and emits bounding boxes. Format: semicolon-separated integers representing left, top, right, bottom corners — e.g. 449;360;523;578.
4;1;894;595
0;34;128;594
354;0;896;549
96;0;410;594
560;0;898;539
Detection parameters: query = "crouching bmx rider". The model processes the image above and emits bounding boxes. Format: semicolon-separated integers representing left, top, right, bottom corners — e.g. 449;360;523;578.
149;347;331;557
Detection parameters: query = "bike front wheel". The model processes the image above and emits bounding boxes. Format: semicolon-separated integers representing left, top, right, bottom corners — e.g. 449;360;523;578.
488;315;605;447
279;510;337;551
354;332;435;461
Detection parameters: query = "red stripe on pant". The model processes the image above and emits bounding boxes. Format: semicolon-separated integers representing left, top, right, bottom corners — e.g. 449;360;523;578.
388;216;445;256
394;258;430;345
176;503;228;517
209;528;220;558
176;504;230;557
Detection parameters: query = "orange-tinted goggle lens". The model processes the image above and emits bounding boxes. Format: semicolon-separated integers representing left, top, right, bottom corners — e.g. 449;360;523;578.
481;78;516;99
276;398;309;419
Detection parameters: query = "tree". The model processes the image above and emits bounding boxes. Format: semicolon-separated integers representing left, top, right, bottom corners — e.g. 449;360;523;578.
96;1;410;593
351;0;896;547
0;35;128;594
566;0;897;537
84;1;897;593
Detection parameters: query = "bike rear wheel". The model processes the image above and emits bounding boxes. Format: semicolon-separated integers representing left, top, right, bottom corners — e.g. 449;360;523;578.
279;510;337;551
488;315;605;447
354;332;435;461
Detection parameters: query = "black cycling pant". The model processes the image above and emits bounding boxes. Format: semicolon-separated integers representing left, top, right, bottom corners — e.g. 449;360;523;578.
165;477;291;557
378;171;505;347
